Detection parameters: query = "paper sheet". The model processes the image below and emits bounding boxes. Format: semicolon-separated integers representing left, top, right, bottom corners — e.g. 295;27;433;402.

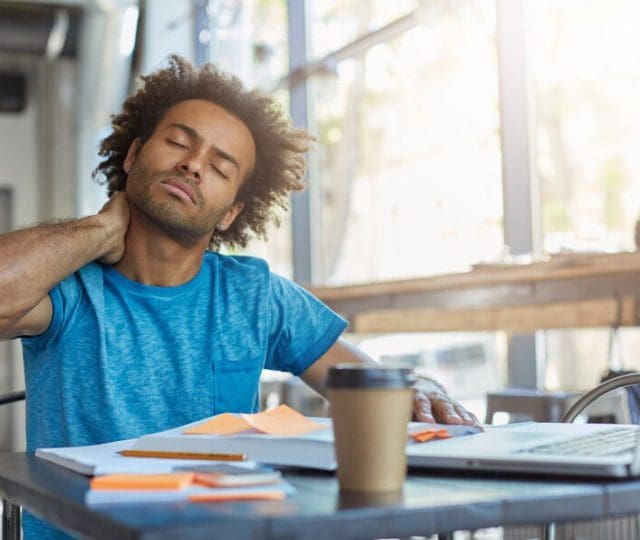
188;490;286;502
36;440;263;476
86;480;296;505
184;404;326;436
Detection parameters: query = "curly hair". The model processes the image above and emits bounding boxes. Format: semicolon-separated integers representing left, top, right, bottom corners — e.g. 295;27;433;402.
93;54;312;250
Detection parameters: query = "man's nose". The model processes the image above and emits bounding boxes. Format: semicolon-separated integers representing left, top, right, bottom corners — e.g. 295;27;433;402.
176;157;202;182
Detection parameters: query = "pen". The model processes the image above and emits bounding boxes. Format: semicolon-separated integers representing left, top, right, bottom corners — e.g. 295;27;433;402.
119;450;247;461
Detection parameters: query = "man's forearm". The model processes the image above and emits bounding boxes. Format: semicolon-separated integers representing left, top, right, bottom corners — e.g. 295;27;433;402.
300;338;379;397
0;215;115;321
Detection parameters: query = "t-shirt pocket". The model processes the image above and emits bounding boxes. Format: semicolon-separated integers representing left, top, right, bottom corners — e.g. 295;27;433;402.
214;338;264;373
212;342;263;414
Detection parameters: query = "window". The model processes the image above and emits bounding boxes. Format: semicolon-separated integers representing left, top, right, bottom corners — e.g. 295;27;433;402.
308;0;417;58
308;1;502;285
529;0;640;253
526;1;640;391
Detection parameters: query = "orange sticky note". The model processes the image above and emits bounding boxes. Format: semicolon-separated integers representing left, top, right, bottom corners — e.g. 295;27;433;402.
410;428;452;443
184;405;326;437
243;404;326;436
188;491;286;502
90;473;195;491
413;432;437;443
184;413;252;435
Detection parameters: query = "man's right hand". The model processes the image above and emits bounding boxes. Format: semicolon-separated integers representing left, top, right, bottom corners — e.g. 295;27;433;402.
97;191;131;264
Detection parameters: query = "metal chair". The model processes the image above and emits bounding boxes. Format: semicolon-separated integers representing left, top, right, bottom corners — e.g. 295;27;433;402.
537;373;640;540
485;386;631;425
0;390;24;540
0;391;24;407
561;372;640;423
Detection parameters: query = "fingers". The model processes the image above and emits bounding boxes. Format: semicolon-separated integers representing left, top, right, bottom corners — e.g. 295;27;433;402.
453;402;481;427
414;392;482;427
101;191;131;224
100;191;125;212
413;392;435;423
431;396;464;425
95;191;130;265
109;190;129;209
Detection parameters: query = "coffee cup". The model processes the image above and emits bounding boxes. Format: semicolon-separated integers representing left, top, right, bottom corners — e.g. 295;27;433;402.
326;364;414;493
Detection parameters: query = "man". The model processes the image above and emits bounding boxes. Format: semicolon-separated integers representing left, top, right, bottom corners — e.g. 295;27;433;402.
0;56;478;538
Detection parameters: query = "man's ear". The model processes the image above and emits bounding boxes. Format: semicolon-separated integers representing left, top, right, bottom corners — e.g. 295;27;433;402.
217;202;244;231
123;138;142;174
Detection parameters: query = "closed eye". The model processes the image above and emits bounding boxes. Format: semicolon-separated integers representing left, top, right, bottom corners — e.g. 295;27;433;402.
167;139;188;150
210;163;229;179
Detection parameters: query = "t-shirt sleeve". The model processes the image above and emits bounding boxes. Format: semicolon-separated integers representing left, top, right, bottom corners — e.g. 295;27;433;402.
265;273;348;375
21;273;81;349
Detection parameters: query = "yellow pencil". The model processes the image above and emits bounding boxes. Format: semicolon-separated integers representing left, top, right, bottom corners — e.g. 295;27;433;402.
119;450;247;461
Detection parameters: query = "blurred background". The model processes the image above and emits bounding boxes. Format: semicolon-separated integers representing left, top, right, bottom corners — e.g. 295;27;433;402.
3;0;640;452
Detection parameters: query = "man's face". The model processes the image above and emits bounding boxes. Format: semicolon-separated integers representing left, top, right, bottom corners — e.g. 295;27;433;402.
123;99;256;244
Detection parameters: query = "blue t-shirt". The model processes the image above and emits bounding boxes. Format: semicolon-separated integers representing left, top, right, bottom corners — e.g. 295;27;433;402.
20;251;347;539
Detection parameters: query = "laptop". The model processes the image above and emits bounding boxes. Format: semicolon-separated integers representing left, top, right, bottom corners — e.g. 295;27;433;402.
406;422;640;478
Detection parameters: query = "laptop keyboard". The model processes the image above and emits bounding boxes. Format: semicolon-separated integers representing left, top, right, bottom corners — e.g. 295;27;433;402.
520;426;640;457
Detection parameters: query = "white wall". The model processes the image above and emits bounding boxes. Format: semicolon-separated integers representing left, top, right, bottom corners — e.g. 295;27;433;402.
0;54;78;450
0;54;41;450
0;56;42;226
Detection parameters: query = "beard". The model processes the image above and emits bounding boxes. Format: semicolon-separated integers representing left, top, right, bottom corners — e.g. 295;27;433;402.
127;165;232;245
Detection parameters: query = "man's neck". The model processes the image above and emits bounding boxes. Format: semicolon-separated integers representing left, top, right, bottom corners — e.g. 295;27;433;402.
113;213;210;287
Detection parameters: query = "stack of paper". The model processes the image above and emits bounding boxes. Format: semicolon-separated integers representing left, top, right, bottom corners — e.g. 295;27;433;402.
86;470;294;505
37;405;482;477
35;406;481;506
131;405;336;470
186;463;282;486
128;405;480;470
